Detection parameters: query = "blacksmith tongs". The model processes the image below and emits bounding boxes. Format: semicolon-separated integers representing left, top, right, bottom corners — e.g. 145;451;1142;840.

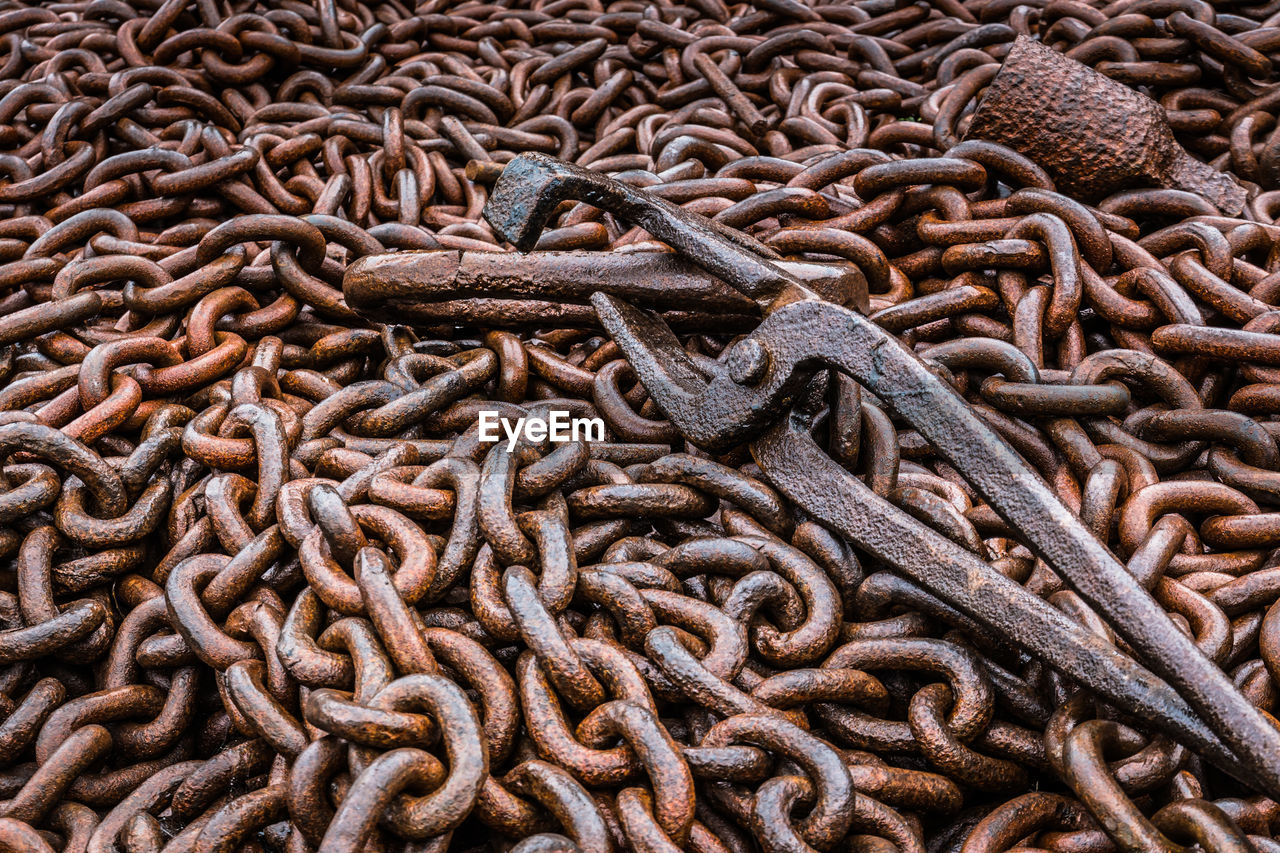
481;153;1280;798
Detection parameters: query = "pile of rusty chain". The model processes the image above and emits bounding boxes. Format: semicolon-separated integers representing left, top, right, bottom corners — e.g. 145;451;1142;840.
4;0;1280;852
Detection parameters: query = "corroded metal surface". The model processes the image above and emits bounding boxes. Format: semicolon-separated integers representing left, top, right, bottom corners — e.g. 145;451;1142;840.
0;1;1278;853
482;151;1280;792
965;36;1249;213
343;250;867;328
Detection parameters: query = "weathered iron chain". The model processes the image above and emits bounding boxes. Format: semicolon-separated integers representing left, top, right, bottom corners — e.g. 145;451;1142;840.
1;1;1280;852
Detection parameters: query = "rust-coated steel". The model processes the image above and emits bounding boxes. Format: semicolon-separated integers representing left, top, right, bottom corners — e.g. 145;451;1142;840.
0;1;1279;853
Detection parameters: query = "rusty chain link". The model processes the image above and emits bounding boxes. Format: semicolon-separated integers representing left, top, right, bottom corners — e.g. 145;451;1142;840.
1;1;1280;852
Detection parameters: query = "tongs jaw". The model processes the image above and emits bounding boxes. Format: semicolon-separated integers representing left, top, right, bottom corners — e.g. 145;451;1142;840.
588;294;710;418
590;292;809;450
481;153;1280;799
485;152;815;313
485;151;826;450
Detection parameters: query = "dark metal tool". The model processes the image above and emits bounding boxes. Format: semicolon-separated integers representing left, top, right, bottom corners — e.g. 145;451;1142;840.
343;248;868;330
482;152;1280;798
964;35;1248;213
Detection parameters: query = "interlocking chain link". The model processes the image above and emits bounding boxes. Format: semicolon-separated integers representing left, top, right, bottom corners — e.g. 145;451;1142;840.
0;1;1279;853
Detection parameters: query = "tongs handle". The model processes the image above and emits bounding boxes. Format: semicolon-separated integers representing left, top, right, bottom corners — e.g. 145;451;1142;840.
749;299;1280;797
752;413;1260;793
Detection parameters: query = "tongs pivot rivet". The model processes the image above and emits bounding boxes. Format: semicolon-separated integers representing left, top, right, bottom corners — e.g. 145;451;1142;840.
728;339;770;385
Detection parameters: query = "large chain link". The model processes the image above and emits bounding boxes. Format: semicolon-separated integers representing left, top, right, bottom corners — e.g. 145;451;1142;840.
1;1;1280;852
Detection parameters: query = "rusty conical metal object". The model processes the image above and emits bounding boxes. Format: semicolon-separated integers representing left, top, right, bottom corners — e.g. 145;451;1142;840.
964;35;1247;213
